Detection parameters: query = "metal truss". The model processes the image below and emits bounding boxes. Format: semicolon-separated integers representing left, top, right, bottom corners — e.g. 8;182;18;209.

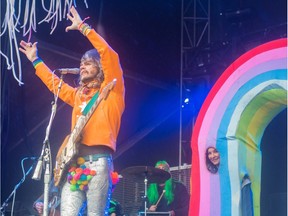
178;0;211;168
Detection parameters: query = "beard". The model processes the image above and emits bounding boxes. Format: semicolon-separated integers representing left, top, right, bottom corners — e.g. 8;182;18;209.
80;70;98;84
80;74;102;89
81;75;94;84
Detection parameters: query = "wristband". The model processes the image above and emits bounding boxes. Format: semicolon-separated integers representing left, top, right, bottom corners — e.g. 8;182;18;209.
79;23;92;36
77;16;90;30
32;58;43;68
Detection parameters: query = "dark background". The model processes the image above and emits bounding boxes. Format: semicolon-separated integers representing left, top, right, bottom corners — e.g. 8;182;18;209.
1;0;287;215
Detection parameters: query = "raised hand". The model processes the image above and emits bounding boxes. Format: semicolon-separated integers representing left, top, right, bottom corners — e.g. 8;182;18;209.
34;202;44;214
66;6;83;32
19;40;38;62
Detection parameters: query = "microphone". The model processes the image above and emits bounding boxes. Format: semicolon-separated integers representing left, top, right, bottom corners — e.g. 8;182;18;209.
32;159;43;180
56;68;80;75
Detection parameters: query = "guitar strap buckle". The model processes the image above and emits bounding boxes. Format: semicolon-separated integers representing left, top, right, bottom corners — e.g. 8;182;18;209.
89;155;93;164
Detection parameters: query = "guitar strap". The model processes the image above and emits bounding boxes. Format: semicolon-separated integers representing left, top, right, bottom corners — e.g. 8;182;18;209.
82;91;100;115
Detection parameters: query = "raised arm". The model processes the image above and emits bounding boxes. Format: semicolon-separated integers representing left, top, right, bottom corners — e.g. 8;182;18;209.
66;6;125;95
19;41;76;107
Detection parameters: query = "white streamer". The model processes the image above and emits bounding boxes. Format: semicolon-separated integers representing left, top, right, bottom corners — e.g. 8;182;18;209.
1;0;89;85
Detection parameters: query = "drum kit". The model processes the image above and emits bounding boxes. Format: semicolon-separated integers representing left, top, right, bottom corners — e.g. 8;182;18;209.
121;166;171;216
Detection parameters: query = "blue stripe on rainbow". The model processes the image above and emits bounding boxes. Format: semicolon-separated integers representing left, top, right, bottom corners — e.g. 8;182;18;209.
217;69;287;215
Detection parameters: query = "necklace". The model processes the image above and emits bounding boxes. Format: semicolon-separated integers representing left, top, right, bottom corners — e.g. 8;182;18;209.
78;81;100;101
78;81;100;112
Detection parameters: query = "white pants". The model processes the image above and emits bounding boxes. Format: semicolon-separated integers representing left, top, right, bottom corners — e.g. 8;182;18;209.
61;155;113;216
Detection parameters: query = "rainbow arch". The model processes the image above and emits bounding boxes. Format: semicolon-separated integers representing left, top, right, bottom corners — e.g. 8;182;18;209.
189;38;287;216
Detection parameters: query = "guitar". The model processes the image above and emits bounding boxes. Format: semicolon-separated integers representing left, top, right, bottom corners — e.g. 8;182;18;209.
54;79;116;186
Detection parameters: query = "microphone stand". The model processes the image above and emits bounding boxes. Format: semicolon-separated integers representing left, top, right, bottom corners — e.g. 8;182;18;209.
31;73;64;216
0;160;35;216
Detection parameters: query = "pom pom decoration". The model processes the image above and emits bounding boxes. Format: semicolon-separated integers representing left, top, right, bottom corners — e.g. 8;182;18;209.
70;184;77;191
90;170;97;176
87;175;92;181
77;157;85;165
67;157;120;192
67;157;97;191
68;166;76;172
80;174;87;181
75;168;83;174
83;168;91;175
111;171;120;185
82;181;89;185
70;179;77;185
74;173;81;180
67;175;73;181
79;185;85;191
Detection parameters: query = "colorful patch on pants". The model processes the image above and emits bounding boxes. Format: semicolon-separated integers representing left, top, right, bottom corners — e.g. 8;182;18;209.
67;157;96;191
67;157;120;192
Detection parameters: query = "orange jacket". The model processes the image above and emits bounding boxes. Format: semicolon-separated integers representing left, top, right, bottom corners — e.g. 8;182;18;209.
34;29;125;152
